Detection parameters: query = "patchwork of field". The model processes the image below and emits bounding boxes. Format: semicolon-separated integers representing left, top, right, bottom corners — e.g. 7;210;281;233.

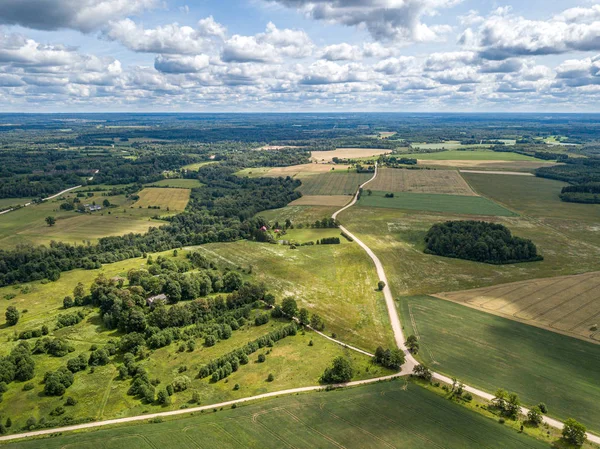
146;178;203;188
133;187;191;211
289;195;351;206
358;191;515;216
5;381;553;449
400;295;600;432
434;272;600;343
367;168;476;196
298;172;373;195
419;160;556;170
311;148;392;162
406;150;539;161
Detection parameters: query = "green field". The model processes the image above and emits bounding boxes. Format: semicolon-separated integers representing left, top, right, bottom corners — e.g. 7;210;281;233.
410;143;492;150
5;381;555;449
257;205;340;225
358;191;516;216
403;150;539;161
146;179;204;188
279;228;349;244
200;240;395;352
400;295;600;432
182;161;216;170
298;172;372;195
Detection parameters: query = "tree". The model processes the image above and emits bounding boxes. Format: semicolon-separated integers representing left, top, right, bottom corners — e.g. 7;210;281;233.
527;406;543;425
537;402;548;414
157;389;170;405
73;282;86;303
413;364;432;381
102;199;111;207
5;306;19;326
257;354;266;363
263;293;276;306
281;297;297;317
5;417;11;428
506;393;521;419
267;373;274;382
309;313;325;331
45;216;56;227
223;271;243;292
373;347;405;370
405;335;419;354
298;308;309;325
562;418;587;446
63;296;74;309
377;281;386;291
321;357;353;384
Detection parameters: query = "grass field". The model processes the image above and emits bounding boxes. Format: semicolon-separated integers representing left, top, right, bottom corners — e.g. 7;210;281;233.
257;205;341;225
0;197;31;209
182;161;216;170
289;195;351;206
133;188;191;211
311;148;392;162
200;240;395;352
367;168;476;196
418;160;557;170
400;295;600;432
434;272;600;343
5;381;557;449
410;142;491;150
279;228;350;244
298;172;372;195
358;191;515;216
146;179;203;188
236;164;352;178
405;150;538;161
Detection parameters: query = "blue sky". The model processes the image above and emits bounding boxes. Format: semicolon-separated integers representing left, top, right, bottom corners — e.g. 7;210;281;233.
0;0;599;112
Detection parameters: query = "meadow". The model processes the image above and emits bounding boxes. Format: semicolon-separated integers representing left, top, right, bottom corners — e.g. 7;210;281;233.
367;168;476;196
298;172;372;196
418;160;556;170
236;164;351;178
434;272;600;343
146;179;204;188
409;142;491;150
399;295;600;432
289;195;351;207
4;381;555;449
200;240;396;352
133;188;191;211
311;148;391;162
181;161;216;170
357;191;515;216
257;205;341;225
404;150;538;161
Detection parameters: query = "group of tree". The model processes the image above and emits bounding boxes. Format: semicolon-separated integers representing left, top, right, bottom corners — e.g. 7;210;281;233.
320;356;354;384
373;347;405;370
424;221;542;264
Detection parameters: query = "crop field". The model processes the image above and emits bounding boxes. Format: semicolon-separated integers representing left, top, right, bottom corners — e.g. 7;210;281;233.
358;191;515;216
311;148;392;162
404;150;539;161
434;272;600;343
6;381;554;449
410;142;491;150
289;195;352;206
201;240;395;352
133;187;191;211
418;160;557;170
146;179;204;188
257;205;341;225
367;168;476;196
399;295;600;432
298;172;372;195
237;164;352;178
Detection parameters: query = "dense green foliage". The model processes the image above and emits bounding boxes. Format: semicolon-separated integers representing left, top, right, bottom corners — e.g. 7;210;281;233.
560;182;600;203
424;221;541;264
320;356;354;384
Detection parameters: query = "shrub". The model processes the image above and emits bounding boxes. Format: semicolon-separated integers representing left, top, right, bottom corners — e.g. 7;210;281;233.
257;354;266;363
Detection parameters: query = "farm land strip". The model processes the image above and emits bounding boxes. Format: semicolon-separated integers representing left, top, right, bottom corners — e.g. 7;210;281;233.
298;172;373;196
289;195;352;207
311;148;392;162
366;168;477;196
133;187;191;211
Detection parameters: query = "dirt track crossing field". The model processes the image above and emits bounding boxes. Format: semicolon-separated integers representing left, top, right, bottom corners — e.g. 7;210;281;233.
367;168;477;196
434;272;600;343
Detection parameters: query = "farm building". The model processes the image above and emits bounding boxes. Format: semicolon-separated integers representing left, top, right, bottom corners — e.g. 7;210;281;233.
83;204;102;212
146;294;167;307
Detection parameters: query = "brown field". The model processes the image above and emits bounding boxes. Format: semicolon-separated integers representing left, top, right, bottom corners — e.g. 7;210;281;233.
289;195;352;206
133;187;191;211
418;160;557;170
367;168;477;196
434;272;600;343
311;148;392;163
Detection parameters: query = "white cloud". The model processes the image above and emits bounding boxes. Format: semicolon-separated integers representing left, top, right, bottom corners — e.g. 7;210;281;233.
197;16;228;40
320;43;362;61
154;55;210;73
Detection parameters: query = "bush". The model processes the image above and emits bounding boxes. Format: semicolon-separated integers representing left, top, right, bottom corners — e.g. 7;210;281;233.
65;397;77;406
562;418;587;446
23;383;34;391
257;354;266;363
5;306;19;326
320;357;353;384
172;375;191;392
267;373;274;382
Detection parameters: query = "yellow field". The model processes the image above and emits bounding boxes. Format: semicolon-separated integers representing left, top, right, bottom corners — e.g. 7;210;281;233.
133;187;191;211
418;160;557;170
367;168;477;196
311;148;392;163
434;272;600;343
289;195;352;206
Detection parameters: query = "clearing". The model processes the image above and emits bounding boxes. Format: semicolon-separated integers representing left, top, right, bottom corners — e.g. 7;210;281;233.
367;168;476;196
289;195;351;207
146;179;203;188
434;272;600;343
5;381;554;449
358;191;515;216
298;172;373;196
311;148;392;163
133;188;191;211
400;295;600;432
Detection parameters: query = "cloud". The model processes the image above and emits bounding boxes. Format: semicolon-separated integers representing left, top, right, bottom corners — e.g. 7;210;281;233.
154;55;210;73
0;0;157;33
269;0;461;42
197;16;228;40
320;43;362;61
461;6;600;60
299;60;368;85
374;56;417;75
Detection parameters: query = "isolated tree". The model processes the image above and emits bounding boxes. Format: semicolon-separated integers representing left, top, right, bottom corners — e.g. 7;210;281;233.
267;373;274;382
537;402;548;414
377;281;386;291
298;308;309;325
281;297;298;317
102;199;111;207
527;406;543;425
310;313;325;331
257;354;266;363
562;418;587;446
63;296;74;309
321;356;353;384
5;417;11;428
405;335;419;354
5;306;19;326
413;364;432;381
45;216;56;227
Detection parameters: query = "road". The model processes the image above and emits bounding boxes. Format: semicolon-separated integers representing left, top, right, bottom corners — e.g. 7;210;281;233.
0;164;598;445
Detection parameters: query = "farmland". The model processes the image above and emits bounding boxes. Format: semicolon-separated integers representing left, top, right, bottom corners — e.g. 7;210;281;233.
133;187;191;211
311;148;392;162
366;168;476;196
400;295;600;432
146;179;204;188
405;150;539;161
298;172;373;195
357;191;515;216
289;195;351;207
4;381;555;449
410;142;491;150
434;272;600;343
418;160;557;170
236;164;351;178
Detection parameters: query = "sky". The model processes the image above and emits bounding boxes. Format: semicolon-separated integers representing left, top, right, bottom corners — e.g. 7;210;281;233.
0;0;599;112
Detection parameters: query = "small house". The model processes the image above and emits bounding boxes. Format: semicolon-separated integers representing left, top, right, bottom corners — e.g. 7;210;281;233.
146;294;167;308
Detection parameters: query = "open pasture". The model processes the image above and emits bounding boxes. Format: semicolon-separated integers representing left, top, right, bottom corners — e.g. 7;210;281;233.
133;187;190;211
4;381;554;449
407;150;538;161
181;161;216;171
434;272;600;343
257;205;341;225
367;168;476;196
298;172;372;195
146;179;203;188
311;148;391;162
289;195;351;207
400;295;600;432
236;164;351;178
358;191;515;216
